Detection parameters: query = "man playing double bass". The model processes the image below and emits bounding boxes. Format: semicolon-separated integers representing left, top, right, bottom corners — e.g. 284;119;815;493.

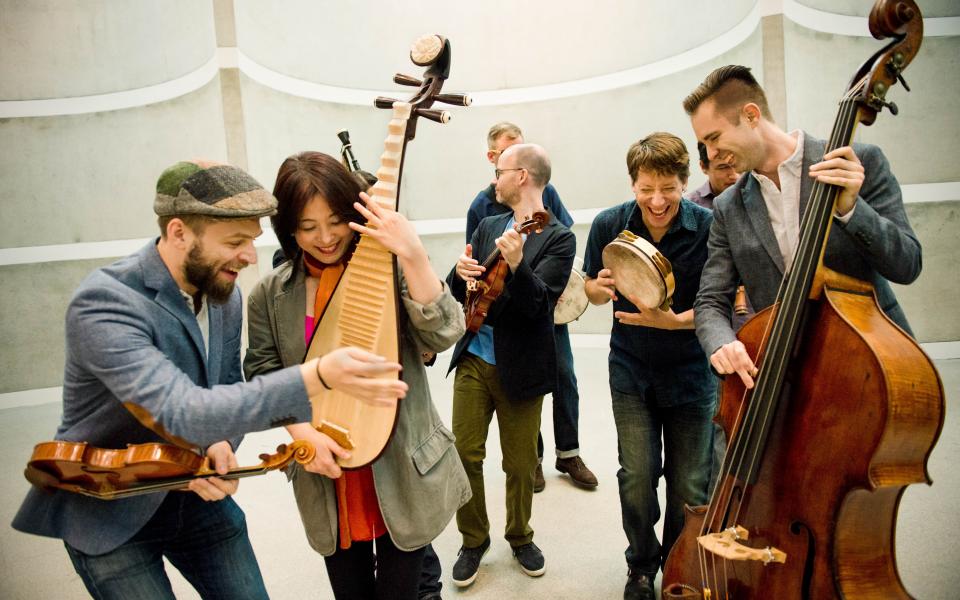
583;132;716;600
684;65;921;389
446;143;574;588
12;161;407;599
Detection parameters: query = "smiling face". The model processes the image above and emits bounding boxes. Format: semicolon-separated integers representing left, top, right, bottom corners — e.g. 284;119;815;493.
182;218;260;304
294;194;353;265
632;170;684;241
691;98;764;175
703;154;740;195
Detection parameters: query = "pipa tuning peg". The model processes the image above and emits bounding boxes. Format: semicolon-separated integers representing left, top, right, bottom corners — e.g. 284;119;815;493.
394;73;422;87
435;93;472;107
416;108;451;124
375;97;401;110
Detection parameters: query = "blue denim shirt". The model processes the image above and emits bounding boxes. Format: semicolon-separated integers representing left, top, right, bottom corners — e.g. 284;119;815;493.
583;199;717;407
466;183;573;243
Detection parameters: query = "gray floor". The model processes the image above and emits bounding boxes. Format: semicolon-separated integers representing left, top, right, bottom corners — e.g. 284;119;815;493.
1;346;957;599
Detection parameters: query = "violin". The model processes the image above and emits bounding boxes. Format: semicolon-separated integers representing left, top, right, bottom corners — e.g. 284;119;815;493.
463;211;550;333
24;439;315;500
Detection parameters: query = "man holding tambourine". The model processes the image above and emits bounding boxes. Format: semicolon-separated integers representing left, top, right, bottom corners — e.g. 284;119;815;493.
582;132;717;600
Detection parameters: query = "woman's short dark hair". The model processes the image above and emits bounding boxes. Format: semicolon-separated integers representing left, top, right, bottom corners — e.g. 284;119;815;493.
271;151;364;262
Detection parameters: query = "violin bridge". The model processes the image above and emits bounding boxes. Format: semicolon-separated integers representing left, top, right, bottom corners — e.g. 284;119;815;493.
318;421;356;451
696;526;786;565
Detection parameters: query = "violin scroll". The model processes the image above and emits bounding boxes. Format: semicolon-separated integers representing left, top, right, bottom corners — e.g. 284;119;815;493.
516;211;550;235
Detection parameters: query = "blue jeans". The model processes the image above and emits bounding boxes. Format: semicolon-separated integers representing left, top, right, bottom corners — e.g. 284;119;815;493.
538;324;580;459
65;493;267;600
611;389;714;576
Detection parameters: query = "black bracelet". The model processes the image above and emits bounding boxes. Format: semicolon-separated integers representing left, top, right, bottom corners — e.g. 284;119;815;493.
316;359;333;390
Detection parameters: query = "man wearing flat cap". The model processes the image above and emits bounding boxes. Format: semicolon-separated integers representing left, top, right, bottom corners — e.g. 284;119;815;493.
12;161;408;599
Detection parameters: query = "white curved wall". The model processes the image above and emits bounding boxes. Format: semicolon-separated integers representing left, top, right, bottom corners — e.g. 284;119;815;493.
235;0;756;91
0;0;215;100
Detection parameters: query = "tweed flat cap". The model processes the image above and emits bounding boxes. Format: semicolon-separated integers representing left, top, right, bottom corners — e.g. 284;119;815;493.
154;161;277;218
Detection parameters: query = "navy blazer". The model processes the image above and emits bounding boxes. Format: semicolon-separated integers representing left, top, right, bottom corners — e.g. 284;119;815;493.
695;134;921;356
13;241;312;555
447;211;575;400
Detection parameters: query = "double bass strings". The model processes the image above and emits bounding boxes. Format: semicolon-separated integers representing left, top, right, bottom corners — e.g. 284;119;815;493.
694;78;867;593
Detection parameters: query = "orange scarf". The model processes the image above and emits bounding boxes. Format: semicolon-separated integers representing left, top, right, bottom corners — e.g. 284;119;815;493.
302;252;386;549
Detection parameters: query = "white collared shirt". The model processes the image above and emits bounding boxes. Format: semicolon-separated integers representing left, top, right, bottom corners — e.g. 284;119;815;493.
752;130;804;274
179;289;209;358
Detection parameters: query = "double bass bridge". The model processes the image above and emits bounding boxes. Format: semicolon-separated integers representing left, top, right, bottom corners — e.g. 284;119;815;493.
697;525;787;565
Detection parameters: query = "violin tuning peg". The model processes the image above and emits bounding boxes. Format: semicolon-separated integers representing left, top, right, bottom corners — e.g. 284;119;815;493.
435;93;472;107
882;100;899;116
394;73;422;87
375;96;401;109
416;108;451;124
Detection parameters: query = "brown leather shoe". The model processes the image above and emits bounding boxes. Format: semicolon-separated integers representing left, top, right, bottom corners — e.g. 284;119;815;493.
555;456;598;489
534;463;545;493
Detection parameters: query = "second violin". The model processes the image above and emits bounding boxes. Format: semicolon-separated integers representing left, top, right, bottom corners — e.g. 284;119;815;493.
463;211;550;332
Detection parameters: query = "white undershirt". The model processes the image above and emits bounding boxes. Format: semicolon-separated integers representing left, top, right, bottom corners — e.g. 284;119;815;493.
752;130;804;274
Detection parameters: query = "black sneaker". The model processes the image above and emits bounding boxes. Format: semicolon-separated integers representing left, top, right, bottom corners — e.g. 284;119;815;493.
512;541;546;577
451;538;490;588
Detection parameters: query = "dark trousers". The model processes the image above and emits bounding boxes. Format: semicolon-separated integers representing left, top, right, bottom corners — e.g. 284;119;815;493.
418;543;442;596
537;324;580;459
324;534;426;600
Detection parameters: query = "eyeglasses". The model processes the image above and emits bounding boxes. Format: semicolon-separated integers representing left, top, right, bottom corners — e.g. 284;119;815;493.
494;167;525;179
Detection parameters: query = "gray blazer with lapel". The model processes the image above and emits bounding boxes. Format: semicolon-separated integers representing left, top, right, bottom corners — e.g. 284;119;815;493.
12;241;312;555
695;134;921;356
243;260;471;554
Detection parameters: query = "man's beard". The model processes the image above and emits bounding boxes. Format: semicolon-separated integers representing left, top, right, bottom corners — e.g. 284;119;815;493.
183;242;243;305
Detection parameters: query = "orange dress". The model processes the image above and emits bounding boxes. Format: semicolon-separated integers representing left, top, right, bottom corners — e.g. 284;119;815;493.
304;256;387;549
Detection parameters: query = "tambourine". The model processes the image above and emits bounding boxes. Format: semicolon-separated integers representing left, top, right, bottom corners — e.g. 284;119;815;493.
554;256;588;325
601;230;674;310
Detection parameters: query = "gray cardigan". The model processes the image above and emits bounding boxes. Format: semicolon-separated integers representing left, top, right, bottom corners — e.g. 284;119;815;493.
243;260;471;554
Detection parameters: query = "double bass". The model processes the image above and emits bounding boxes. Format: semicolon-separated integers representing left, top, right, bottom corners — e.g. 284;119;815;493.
304;35;470;468
662;1;944;598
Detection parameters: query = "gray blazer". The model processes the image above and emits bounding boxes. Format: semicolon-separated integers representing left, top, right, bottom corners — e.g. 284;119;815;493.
695;134;921;356
12;241;313;555
243;260;471;555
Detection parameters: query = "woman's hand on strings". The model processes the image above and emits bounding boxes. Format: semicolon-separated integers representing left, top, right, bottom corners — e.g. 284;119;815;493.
350;192;425;261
